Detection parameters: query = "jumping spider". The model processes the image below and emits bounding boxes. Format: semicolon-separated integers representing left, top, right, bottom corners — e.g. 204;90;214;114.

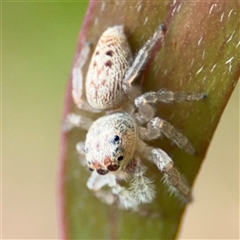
66;24;206;209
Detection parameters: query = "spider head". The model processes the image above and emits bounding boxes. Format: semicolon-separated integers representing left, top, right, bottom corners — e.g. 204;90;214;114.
84;112;137;175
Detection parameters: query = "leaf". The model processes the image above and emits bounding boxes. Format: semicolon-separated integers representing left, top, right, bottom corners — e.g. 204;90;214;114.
58;1;239;239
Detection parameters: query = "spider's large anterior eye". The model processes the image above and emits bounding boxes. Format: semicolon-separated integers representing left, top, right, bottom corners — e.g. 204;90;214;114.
107;164;119;171
97;169;108;175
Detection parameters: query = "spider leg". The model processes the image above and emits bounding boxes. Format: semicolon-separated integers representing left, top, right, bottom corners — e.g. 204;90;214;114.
72;41;104;112
71;42;96;112
63;113;94;132
150;117;196;154
128;159;156;204
138;140;192;202
75;141;88;167
139;117;196;155
123;24;166;99
134;90;206;125
135;89;207;107
87;159;155;209
135;89;206;153
87;171;116;206
87;171;139;209
63;42;99;132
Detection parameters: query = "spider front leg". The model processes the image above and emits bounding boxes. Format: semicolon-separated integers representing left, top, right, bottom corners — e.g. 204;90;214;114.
138;140;192;202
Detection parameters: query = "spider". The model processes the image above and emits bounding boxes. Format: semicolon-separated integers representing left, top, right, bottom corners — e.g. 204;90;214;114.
65;24;206;209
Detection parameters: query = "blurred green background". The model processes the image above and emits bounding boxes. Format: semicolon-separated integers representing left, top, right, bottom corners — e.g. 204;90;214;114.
2;2;239;239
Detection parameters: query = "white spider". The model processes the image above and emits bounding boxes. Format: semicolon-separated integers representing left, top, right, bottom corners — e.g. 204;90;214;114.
65;24;206;210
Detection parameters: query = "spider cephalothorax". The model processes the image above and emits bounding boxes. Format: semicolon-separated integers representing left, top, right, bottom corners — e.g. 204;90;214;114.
84;112;137;175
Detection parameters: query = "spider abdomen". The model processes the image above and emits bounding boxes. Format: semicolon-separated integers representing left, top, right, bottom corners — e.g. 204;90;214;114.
86;26;133;110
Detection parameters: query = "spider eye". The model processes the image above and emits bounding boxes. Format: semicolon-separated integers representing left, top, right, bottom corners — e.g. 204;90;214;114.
111;135;120;144
97;169;109;175
88;167;94;171
117;156;124;161
114;135;119;141
107;164;119;171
